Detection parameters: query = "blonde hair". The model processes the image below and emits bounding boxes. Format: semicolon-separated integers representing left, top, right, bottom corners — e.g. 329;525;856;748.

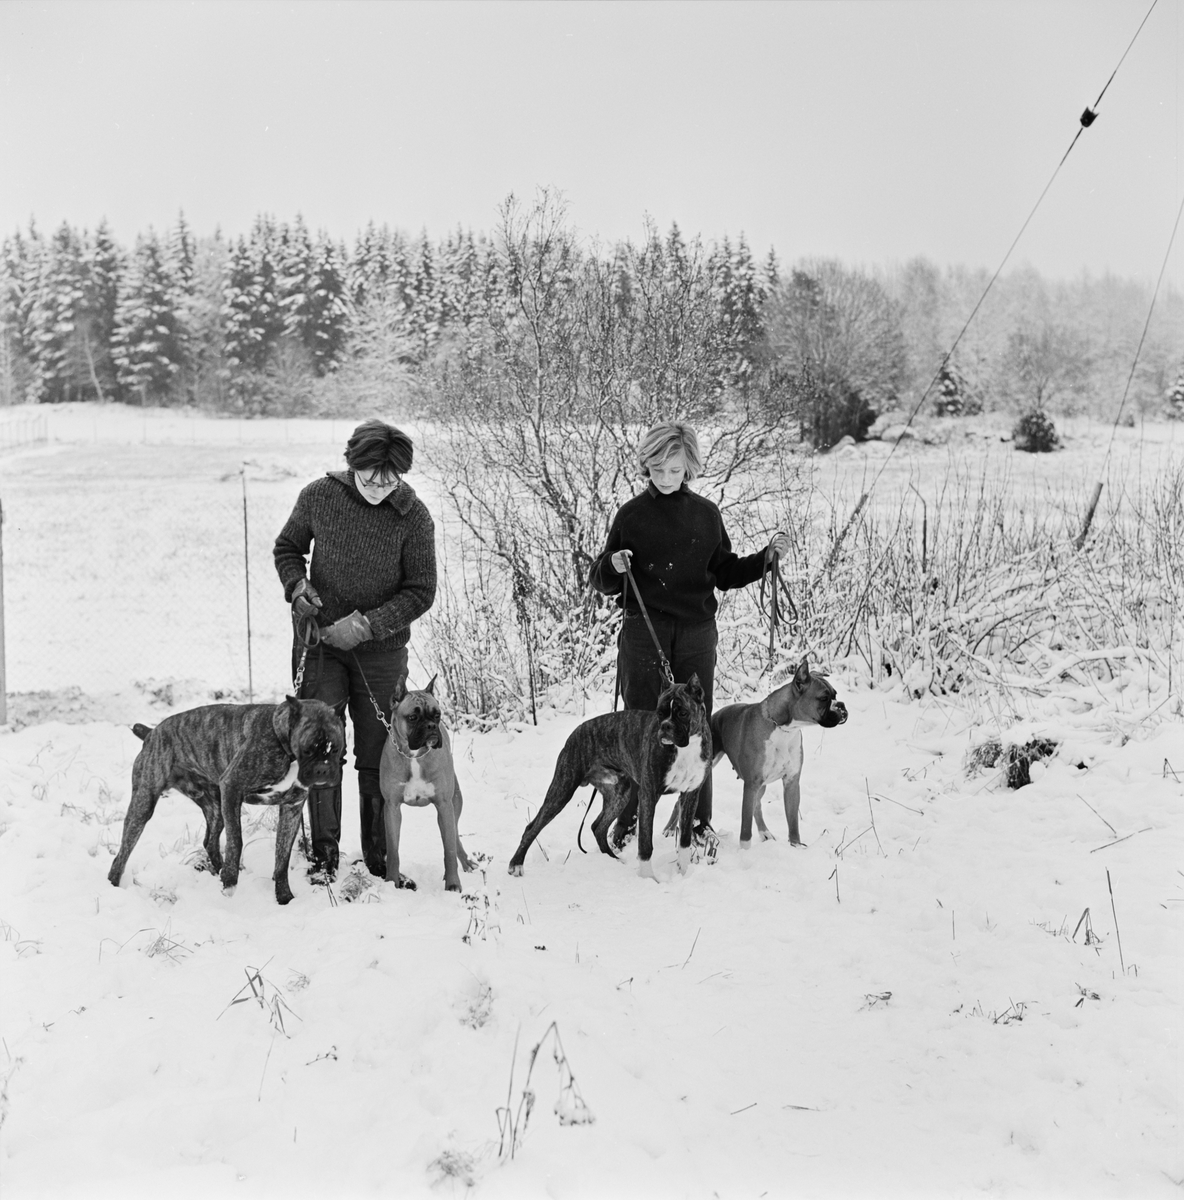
637;422;703;481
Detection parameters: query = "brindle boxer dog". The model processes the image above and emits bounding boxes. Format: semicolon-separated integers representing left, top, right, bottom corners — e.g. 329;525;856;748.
711;657;847;846
378;676;473;892
107;697;346;905
508;675;711;880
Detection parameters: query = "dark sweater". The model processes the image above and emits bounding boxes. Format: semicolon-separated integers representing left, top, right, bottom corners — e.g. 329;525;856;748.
589;483;768;622
273;472;436;651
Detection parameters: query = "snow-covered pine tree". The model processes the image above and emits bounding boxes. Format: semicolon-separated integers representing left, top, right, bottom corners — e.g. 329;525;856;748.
710;234;765;390
304;234;349;375
77;221;124;402
111;231;186;404
222;217;284;376
163;212;197;397
276;215;314;360
763;247;780;294
27;223;91;403
165;212;195;299
186;230;230;407
407;234;443;360
438;228;489;332
349;221;394;308
1167;369;1184;420
0;225;43;403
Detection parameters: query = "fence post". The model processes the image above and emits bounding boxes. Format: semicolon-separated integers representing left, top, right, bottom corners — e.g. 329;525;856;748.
0;496;7;726
241;465;254;702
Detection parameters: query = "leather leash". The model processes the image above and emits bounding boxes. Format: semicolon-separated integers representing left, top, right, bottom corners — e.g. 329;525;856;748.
759;550;798;671
622;559;675;687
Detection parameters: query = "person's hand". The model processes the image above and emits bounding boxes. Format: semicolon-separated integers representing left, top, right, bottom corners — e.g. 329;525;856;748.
611;550;634;575
291;578;323;621
320;611;372;651
766;532;791;563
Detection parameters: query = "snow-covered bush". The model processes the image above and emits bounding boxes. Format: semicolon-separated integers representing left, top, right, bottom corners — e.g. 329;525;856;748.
1012;408;1060;452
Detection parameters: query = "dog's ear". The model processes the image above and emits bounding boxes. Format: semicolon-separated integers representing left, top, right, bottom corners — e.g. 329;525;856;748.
390;675;408;707
273;695;301;747
426;674;438;696
794;658;811;688
685;672;704;704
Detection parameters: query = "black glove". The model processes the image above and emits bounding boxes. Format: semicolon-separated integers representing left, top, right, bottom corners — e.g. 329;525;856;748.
320;611;373;651
291;578;323;621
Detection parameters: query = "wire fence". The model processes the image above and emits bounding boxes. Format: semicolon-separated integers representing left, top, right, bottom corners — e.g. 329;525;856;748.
0;413;48;452
0;408;432;724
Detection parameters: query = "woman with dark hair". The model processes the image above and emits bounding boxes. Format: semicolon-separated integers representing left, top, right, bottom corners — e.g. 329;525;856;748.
274;419;436;881
589;421;789;844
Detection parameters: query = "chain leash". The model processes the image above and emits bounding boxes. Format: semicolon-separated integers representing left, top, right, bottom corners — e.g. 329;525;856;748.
293;611;322;698
350;650;394;737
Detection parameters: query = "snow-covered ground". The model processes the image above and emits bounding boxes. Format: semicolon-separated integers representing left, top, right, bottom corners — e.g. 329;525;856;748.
1;406;1181;1197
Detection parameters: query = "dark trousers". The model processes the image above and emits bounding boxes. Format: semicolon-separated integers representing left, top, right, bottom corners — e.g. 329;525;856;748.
618;613;716;825
293;640;409;869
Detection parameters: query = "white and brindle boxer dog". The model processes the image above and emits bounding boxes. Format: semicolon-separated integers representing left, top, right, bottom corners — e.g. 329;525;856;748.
378;676;473;892
508;674;711;880
711;657;847;846
108;697;347;904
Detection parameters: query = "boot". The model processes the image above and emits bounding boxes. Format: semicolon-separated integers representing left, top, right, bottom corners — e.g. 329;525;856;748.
306;784;342;881
359;792;387;877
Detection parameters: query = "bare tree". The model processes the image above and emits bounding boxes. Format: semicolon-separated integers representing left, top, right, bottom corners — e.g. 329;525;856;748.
763;259;907;446
418;190;800;715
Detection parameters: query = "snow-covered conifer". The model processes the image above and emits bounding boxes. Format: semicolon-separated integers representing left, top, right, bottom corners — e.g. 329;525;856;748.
111;231;185;404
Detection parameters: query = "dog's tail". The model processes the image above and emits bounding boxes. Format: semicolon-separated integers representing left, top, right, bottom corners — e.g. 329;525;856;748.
131;723;153;741
575;788;598;854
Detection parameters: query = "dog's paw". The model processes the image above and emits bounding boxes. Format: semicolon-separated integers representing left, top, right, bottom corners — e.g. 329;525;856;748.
445;880;461;893
508;864;524;877
638;859;658;882
221;884;237;897
759;830;776;842
275;886;294;905
395;874;417;891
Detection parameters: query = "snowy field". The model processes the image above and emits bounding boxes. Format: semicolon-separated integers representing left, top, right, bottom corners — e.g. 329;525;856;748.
1;405;1182;1198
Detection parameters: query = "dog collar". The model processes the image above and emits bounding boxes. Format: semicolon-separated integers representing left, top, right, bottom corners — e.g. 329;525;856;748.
392;741;430;761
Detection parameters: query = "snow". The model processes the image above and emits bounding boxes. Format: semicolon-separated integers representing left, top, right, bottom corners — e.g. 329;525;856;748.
0;406;1181;1197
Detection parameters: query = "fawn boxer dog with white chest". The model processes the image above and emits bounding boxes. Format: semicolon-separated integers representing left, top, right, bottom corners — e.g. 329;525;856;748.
378;676;474;892
710;657;847;846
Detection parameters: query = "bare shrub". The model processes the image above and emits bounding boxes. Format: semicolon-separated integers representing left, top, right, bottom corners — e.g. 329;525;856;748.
419;191;801;721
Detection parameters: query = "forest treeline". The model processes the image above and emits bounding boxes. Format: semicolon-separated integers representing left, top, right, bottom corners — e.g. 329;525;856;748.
2;193;1181;440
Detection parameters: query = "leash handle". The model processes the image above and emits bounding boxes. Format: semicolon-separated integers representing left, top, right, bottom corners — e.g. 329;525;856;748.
766;552;779;669
760;550;799;673
293;612;322;698
622;560;675;687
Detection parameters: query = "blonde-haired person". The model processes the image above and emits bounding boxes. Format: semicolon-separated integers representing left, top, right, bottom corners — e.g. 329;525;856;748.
589;422;790;843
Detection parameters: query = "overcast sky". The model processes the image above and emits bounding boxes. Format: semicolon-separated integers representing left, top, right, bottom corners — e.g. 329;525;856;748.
1;0;1180;283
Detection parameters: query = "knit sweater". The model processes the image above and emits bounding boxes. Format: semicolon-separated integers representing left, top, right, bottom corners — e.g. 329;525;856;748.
273;472;437;652
588;483;768;622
